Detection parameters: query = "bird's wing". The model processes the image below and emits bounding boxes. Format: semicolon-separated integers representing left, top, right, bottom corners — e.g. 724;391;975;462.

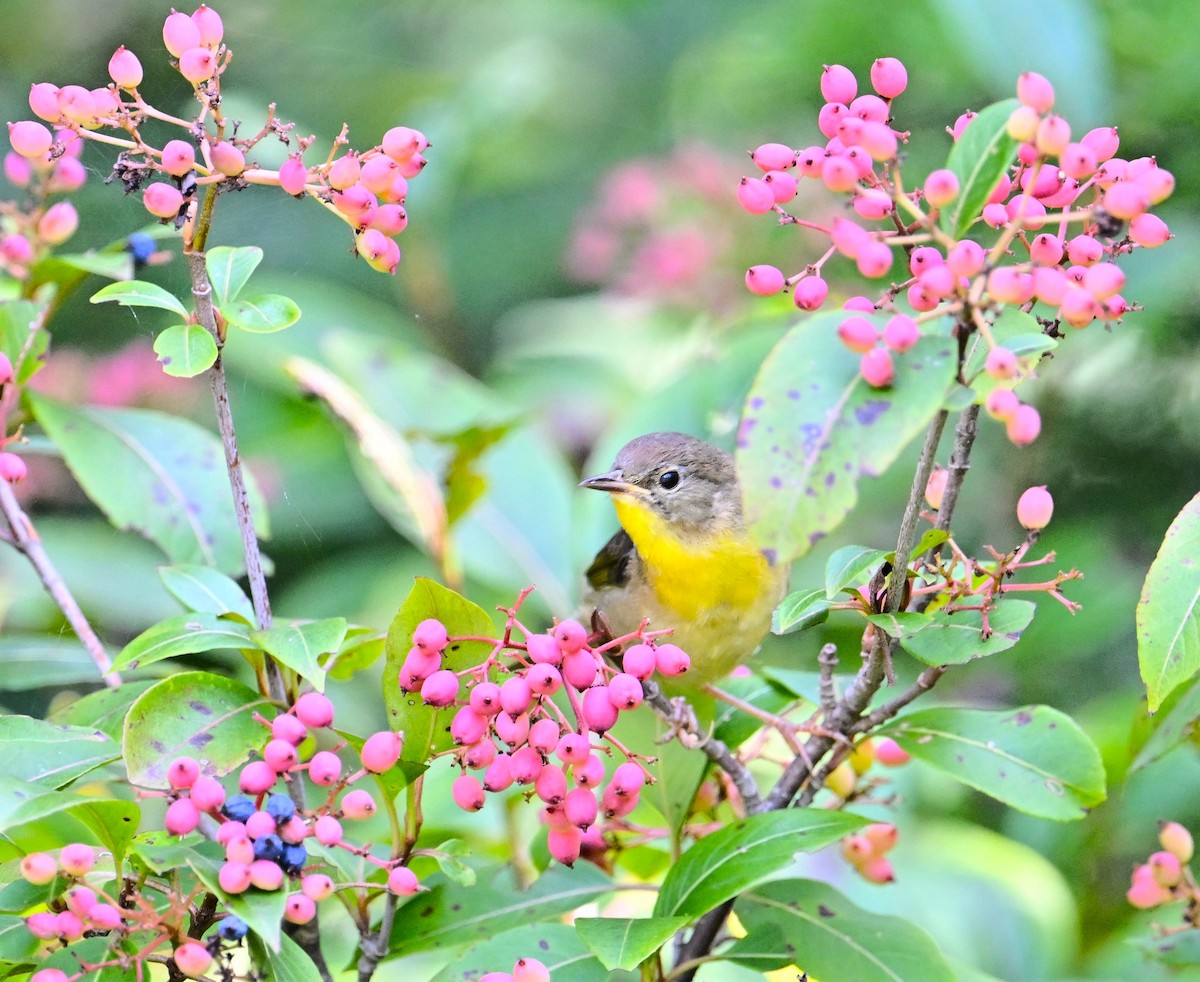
585;528;635;591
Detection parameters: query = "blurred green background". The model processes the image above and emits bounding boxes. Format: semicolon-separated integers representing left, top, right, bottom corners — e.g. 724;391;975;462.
2;0;1199;979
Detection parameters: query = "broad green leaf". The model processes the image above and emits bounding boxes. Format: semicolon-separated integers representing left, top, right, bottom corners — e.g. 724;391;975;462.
131;830;223;875
383;578;497;765
429;922;609;982
739;314;955;563
913;528;950;556
0;716;118;788
729;879;956;981
772;588;833;635
878;705;1106;820
223;293;301;333
575;915;690;971
431;838;476;887
325;628;385;681
825;545;888;599
190;847;286;950
252;617;347;691
0;777;139;868
1137;489;1200;711
111;612;256;673
43;250;134;282
0;299;49;384
152;322;218;377
653;809;868;918
250;930;324;982
897;600;1035;665
1130;673;1200;772
388;864;612;957
123;671;270;788
0;911;43;968
159;564;255;620
1134;927;1200;968
0;635;118;692
50;680;160;739
939;98;1021;238
206;244;263;306
90;279;189;317
20;935;134;981
30;396;270;576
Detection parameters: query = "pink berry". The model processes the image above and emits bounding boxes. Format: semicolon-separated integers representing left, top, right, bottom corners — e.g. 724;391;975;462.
818;102;849;140
985;346;1018;380
453;773;486;812
736;176;775;214
1059;286;1097;329
882;315;919;353
918;263;957;299
1029;233;1064;267
821;154;859;193
178;47;217;84
26;912;60;939
527;663;563;696
55;910;84;940
529;718;562;756
607;672;643;711
294;692;335;728
837;315;878;354
278;155;309;196
494;711;530;748
28;83;61;122
513;957;550;982
1006;105;1040;143
239;760;276;794
314;814;342;846
468;681;502;716
924;467;948;509
831;217;868;258
361;730;404;772
1005;404;1042;446
856;122;897;162
144;182;184;220
0;234;32;267
8;120;52;159
308;750;342;786
792;277;829;313
1127;863;1172;909
750;142;795;172
564;787;599;830
850;94;889;123
1016;485;1054;530
1083;262;1125;300
264;738;299;772
163;10;201;56
1130;213;1170;248
745;264;785;296
820;64;857;104
620;643;656;679
302;872;335;901
860;348;895;388
949;110;976;141
160;139;196;177
359;154;400;195
573;752;606;789
87;903;124;931
873;737;911;766
1159;821;1195;863
20;852;57;884
870;57;907;98
285;893;317;924
1034;115;1071;157
60;843;95;877
341;788;377;820
764;169;798;202
499;675;534;715
1060;143;1097;180
946;239;985;277
37;201;78;246
510;746;543;784
244;810;275;839
906;282;939;313
581;685;619;733
400;647;440;690
562;650;598;690
547;825;583;866
165;797;201;836
611;761;646;796
525;633;561;665
216;821;246;846
219;861;252;893
382;126;429;163
370;203;408;236
249;859;284;891
855;240;893;278
852;187;893;220
1102;182;1150;220
327;153;361;190
535;764;567;804
1016;72;1055;112
1081;126;1119;162
421;668;461;707
602;783;639;819
271;712;309;745
484;754;515;792
388;865;420;895
280;815;307;844
552;619;587;654
555;733;591;766
795;145;827;178
923;168;959;208
173;942;213;976
984;388;1020;422
356;229;400;274
654;643;690;677
450;706;489;746
192;4;224;46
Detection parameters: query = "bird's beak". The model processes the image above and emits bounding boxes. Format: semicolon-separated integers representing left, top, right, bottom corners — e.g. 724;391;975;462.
579;468;637;495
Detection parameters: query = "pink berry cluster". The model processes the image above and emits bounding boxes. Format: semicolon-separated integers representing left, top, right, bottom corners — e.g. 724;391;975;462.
400;616;685;867
739;60;1173;446
19;690;420;978
841;821;899;884
0;350;24;483
2;123;84;280
1127;821;1195;910
8;5;428;275
479;956;551;982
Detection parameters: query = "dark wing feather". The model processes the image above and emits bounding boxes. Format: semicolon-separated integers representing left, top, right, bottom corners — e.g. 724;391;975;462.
585;528;635;591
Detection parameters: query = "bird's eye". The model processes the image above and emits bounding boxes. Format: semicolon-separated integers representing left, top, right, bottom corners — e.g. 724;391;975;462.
658;470;680;490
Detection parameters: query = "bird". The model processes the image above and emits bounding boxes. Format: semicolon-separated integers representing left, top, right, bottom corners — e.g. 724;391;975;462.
580;431;789;686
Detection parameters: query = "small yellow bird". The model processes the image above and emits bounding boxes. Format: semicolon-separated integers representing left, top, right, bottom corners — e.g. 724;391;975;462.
580;431;789;685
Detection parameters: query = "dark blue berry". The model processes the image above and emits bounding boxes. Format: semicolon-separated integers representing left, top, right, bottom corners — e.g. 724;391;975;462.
280;842;308;874
221;795;255;823
217;914;248;941
265;792;295;823
126;231;156;266
252;833;282;862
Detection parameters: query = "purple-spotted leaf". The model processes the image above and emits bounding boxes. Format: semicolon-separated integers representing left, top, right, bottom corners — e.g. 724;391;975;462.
122;671;270;788
895;599;1035;665
1137;490;1200;712
877;705;1105;820
111;612;257;674
152;322;217;378
738;311;955;563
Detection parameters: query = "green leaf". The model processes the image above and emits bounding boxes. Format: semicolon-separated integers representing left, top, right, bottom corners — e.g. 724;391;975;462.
867;611;933;638
653;809;868;918
897;599;1036;665
0;635;120;692
939;98;1021;238
130;830;223;875
383;578;497;765
152;322;218;377
252;617;347;691
206;245;263;306
878;705;1106;820
739;314;955;563
1130;673;1200;772
772;588;834;635
713;673;795;749
123;671;270;788
432;838;476;887
0;716;118;788
90;279;189;317
111;612;256;673
1134;926;1200;967
728;879;956;981
913;528;950;556
429;922;609;982
223;293;301;333
0;911;43;968
43;250;134;282
325;628;385;681
0;777;139;868
964;308;1057;391
159;564;255;620
49;680;160;739
574;915;690;971
0;299;49;384
825;545;889;599
250;930;324;982
190;847;286;951
30;396;270;576
388;864;612;957
1137;489;1200;711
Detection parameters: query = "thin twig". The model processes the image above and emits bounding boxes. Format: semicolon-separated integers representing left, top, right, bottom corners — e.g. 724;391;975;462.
0;480;119;686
